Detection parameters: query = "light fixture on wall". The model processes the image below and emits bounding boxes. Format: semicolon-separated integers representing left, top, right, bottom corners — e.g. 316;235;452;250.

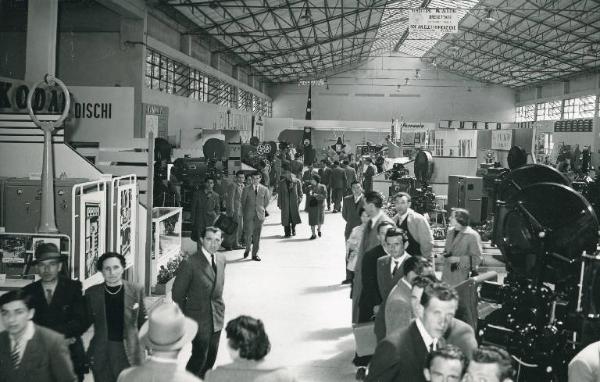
404;78;410;85
415;69;421;79
396;84;402;91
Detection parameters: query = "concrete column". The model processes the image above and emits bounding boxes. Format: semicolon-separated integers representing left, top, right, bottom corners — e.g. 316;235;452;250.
25;0;58;81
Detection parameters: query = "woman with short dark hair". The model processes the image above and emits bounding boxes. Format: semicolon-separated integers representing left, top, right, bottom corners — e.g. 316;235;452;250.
84;252;146;382
205;316;297;381
307;174;327;239
441;208;483;286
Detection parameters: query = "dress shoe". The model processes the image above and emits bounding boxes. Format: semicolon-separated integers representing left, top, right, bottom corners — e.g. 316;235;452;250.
309;234;316;240
341;279;352;285
356;367;367;381
318;230;322;237
292;229;296;236
332;210;338;213
284;234;291;238
243;250;250;259
252;255;261;261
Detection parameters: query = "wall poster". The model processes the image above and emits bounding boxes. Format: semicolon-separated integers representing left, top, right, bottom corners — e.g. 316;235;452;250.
491;130;514;151
116;183;136;269
79;191;106;284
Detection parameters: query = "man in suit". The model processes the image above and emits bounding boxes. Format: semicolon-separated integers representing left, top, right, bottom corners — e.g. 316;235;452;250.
23;243;88;381
366;283;459;382
363;157;376;192
330;161;347;213
352;191;395;324
191;176;221;245
117;303;201;382
0;289;77;382
392;192;434;260
342;160;357;195
241;171;270;261
341;181;365;284
172;226;226;378
423;345;468;382
225;170;246;250
375;256;432;342
464;346;515;382
318;159;332;210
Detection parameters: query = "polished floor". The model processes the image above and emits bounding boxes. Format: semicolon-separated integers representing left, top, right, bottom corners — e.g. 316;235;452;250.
181;200;358;381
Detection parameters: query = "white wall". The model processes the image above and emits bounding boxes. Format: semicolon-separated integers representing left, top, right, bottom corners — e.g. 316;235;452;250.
0;142;103;179
271;56;516;123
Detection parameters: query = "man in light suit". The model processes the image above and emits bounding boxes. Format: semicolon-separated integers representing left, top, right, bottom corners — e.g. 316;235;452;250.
330;160;347;212
23;243;88;381
569;340;600;382
375;255;432;342
241;171;270;261
117;303;201;382
172;227;226;378
225;170;246;250
0;289;77;382
366;283;459;382
392;192;434;259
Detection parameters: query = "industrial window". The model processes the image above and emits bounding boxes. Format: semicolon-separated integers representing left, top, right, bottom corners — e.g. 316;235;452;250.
515;104;535;122
144;48;271;115
536;100;562;121
563;95;596;119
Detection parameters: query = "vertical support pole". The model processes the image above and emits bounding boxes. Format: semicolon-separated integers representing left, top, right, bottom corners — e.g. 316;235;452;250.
144;132;154;294
37;128;59;233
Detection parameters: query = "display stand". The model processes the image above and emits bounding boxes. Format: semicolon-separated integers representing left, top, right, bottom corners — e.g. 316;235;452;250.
0;232;70;291
150;207;182;289
110;175;137;269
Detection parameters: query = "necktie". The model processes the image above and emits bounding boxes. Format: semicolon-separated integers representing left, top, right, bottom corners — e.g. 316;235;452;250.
254;187;258;195
429;340;437;353
392;260;400;276
45;288;53;304
211;254;217;274
11;337;23;368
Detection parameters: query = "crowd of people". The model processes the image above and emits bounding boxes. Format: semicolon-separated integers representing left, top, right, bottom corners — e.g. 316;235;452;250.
4;152;598;382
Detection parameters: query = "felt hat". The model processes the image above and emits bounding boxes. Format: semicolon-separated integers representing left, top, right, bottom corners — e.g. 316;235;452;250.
139;303;198;351
33;243;65;264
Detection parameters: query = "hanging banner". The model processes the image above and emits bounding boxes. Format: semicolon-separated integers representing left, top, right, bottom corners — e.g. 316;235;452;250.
408;9;460;33
492;130;514;150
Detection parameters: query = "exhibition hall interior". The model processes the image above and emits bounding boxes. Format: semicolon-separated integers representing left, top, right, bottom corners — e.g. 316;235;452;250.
0;0;600;381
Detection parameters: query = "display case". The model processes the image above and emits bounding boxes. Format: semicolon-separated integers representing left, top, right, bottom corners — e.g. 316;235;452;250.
151;207;182;287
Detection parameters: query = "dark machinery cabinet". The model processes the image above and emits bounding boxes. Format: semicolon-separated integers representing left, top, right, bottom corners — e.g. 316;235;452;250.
3;178;88;235
447;175;486;225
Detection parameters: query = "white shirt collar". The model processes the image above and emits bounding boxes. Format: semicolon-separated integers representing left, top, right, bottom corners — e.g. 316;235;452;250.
401;277;412;289
41;279;58;292
370;210;384;226
354;194;362;203
397;211;409;224
149;355;180;364
390;253;410;274
10;321;35;348
201;246;214;263
415;318;437;350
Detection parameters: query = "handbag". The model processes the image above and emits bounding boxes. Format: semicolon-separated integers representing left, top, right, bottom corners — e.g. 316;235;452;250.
352;322;377;356
214;214;238;235
469;255;479;277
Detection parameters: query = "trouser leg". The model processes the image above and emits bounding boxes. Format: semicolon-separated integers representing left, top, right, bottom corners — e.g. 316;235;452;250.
187;331;211;376
284;225;291;236
252;216;263;255
199;330;222;378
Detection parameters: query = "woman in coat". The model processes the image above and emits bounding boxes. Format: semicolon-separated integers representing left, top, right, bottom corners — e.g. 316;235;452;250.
85;252;147;382
345;207;369;286
191;176;221;242
307;174;327;240
441;208;483;286
205;316;297;382
278;169;302;237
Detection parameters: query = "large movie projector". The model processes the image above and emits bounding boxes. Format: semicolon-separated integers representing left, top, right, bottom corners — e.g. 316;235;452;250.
388;150;436;215
480;162;599;381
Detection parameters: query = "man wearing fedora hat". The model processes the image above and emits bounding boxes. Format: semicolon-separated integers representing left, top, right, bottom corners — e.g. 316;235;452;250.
117;303;200;382
23;242;88;381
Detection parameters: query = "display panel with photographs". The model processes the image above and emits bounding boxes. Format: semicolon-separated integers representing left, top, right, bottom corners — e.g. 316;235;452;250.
116;183;136;268
77;190;106;288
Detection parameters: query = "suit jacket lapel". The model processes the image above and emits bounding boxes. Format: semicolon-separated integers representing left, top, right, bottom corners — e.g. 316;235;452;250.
410;322;428;364
19;326;42;370
124;281;135;325
0;331;11;368
198;249;216;281
50;277;66;308
381;256;392;292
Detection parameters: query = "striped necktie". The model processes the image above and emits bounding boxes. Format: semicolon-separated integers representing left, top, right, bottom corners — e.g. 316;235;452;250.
11;337;24;368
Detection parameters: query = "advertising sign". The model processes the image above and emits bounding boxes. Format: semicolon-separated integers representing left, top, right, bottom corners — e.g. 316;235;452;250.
492;130;514;151
79;191;106;284
116;183;136;269
409;8;460;33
